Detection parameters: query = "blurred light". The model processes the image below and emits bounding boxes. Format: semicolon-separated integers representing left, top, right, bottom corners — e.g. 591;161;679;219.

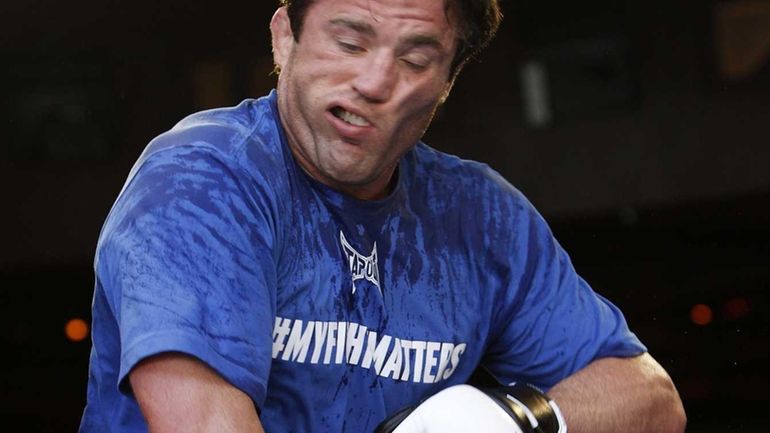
723;297;751;320
65;318;89;342
521;61;552;128
690;304;713;326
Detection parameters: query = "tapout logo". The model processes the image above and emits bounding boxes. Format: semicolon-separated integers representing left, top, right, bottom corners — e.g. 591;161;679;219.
339;231;380;295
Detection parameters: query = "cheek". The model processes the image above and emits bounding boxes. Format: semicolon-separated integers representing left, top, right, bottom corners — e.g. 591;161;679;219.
398;91;441;130
399;78;447;115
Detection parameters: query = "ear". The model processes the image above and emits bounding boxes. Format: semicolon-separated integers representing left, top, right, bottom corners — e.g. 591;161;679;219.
271;7;295;71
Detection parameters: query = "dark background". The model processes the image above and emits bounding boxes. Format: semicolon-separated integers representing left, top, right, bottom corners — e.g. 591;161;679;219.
1;0;769;431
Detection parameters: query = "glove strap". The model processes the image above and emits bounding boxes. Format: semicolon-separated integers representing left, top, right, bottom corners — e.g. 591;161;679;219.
373;404;417;433
483;383;567;433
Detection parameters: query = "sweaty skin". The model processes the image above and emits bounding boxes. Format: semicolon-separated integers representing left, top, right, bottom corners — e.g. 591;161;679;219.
271;0;458;200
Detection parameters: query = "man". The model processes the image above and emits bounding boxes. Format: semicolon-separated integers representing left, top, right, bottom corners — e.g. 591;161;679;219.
80;1;686;432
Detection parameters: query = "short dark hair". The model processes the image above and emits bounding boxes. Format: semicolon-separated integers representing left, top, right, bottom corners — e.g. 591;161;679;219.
278;0;502;78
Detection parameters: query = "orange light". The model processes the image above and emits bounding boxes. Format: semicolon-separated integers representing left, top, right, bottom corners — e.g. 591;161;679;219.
65;318;89;342
690;304;713;326
723;297;751;320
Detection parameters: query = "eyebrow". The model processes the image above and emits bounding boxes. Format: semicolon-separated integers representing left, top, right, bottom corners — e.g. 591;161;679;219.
400;34;444;52
328;18;376;37
328;17;447;53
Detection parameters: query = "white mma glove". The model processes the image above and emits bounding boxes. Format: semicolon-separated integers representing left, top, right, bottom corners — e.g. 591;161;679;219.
375;383;567;433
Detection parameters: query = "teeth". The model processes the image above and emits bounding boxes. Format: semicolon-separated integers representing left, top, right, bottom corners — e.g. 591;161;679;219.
333;107;370;126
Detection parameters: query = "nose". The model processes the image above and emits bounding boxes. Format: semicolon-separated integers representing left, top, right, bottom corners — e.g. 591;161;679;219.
352;50;396;103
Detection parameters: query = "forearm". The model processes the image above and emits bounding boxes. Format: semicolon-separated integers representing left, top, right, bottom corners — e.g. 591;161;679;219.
131;353;265;433
547;353;685;433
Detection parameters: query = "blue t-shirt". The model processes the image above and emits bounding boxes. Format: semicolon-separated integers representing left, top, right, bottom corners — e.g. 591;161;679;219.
79;90;645;433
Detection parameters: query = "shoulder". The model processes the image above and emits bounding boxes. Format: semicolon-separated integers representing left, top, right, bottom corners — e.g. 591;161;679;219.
406;143;532;213
138;94;284;172
404;143;546;254
103;93;290;244
115;92;291;206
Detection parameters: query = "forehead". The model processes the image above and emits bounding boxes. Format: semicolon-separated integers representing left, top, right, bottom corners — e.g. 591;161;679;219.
303;0;460;43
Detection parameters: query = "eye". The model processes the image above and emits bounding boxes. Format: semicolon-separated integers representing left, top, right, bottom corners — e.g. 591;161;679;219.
337;39;365;54
400;56;429;71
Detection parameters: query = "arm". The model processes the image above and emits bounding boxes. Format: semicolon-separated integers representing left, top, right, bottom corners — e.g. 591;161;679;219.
130;353;266;433
375;354;684;433
548;353;686;433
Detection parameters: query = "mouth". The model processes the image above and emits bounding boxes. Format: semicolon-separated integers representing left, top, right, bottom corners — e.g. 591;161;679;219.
330;106;371;127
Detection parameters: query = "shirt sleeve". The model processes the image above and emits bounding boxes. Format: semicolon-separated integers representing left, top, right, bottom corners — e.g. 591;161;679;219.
482;192;646;391
96;142;278;408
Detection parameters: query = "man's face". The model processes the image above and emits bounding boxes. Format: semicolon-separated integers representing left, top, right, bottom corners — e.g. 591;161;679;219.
271;0;459;199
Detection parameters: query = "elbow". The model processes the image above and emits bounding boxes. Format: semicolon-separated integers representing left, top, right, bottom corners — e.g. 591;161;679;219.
668;395;687;433
639;353;687;433
662;397;686;433
655;375;687;433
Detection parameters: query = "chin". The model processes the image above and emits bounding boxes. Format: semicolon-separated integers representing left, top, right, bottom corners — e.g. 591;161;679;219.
324;166;378;186
322;158;371;180
325;171;371;186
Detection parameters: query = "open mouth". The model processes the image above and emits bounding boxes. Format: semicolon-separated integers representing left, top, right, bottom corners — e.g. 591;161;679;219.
330;106;371;127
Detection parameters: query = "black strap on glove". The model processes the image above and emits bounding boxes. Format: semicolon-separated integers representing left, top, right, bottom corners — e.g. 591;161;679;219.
481;383;566;433
374;404;419;433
